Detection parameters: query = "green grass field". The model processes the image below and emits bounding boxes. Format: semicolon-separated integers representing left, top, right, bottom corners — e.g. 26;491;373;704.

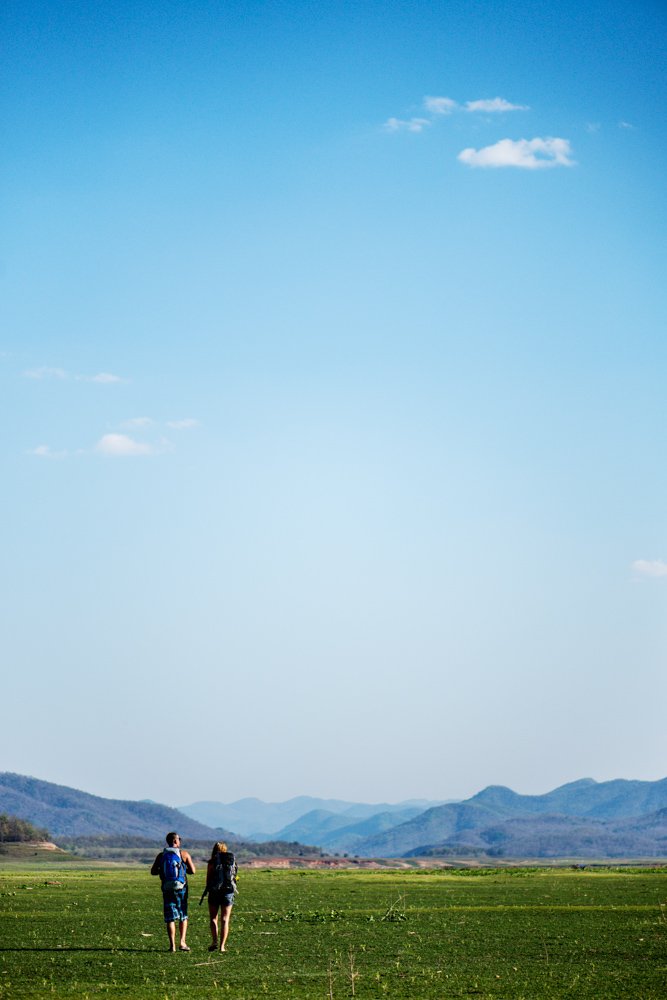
0;863;665;998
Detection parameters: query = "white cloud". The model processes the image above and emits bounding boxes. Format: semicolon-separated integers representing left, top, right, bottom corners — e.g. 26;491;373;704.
166;418;199;429
385;94;529;132
23;366;124;383
586;122;601;133
95;433;153;457
384;116;431;133
619;120;634;130
458;136;575;169
632;559;667;579
30;429;176;458
24;366;68;380
423;96;458;115
86;372;124;383
28;444;68;459
122;416;155;428
417;95;526;117
465;97;528;113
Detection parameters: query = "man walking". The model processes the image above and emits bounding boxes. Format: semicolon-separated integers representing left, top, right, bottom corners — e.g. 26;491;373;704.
151;832;196;951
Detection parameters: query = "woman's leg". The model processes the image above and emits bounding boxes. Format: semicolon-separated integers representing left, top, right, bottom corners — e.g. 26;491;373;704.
219;904;232;952
207;899;219;947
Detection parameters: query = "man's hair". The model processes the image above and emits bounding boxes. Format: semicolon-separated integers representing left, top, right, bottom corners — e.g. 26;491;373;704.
166;832;179;846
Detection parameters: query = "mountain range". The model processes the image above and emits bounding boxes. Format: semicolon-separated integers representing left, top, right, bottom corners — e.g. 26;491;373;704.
354;778;667;857
2;772;666;859
0;773;227;840
181;779;667;857
178;796;442;840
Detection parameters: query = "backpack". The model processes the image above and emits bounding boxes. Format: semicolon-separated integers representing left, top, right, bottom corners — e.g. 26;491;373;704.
161;848;186;891
209;851;237;894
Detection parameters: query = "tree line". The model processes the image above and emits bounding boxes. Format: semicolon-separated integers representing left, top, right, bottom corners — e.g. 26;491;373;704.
0;813;49;842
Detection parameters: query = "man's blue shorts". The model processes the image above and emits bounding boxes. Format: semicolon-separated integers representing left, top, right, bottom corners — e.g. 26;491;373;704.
163;886;188;923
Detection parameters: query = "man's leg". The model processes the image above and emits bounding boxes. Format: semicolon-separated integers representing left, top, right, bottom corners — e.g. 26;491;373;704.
164;893;177;951
178;918;189;949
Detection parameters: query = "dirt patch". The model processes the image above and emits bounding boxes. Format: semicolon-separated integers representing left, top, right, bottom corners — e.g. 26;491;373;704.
240;856;458;870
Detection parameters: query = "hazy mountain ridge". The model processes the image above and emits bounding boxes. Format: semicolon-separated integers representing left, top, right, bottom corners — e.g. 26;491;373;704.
469;778;667;820
179;796;357;836
4;772;666;859
273;807;425;852
0;773;232;841
179;796;443;839
406;808;667;859
355;778;667;857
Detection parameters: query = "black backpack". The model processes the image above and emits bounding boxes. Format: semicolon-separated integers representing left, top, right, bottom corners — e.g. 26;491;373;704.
210;851;237;894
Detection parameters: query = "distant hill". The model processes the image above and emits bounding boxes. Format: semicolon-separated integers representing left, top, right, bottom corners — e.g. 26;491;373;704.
274;807;425;853
0;773;234;841
179;796;355;837
179;796;443;839
407;809;667;859
468;778;667;821
355;778;667;858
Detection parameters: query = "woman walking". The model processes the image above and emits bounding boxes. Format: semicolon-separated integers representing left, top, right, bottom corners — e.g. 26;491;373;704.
205;841;238;952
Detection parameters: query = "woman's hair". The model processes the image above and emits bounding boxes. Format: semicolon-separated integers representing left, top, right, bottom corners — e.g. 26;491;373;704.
209;841;227;861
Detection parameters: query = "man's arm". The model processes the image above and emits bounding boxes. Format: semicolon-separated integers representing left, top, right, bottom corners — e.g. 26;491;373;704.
182;849;196;875
150;852;162;876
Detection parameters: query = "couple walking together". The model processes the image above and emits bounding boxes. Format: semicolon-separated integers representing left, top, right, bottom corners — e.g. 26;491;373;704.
151;832;237;953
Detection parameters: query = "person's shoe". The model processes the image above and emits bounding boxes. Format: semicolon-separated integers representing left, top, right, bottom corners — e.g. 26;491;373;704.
208;943;217;951
179;945;191;952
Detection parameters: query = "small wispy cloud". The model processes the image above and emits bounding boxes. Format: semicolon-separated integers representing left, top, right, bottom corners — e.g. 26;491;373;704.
24;366;68;380
120;416;199;431
464;97;529;113
23;366;125;383
28;444;69;459
384;94;530;136
122;416;155;428
95;433;154;457
383;116;431;133
166;418;199;430
458;137;575;169
85;372;124;383
586;122;601;134
632;559;667;579
618;120;635;130
29;419;185;459
423;96;458;115
29;412;194;459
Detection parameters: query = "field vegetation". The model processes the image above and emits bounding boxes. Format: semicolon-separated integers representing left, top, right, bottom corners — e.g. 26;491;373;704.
0;860;665;998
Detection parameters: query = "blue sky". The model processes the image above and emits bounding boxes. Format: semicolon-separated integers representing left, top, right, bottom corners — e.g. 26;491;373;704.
1;0;666;807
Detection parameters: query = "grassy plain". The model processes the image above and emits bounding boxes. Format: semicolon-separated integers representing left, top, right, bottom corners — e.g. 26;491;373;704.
0;862;665;998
